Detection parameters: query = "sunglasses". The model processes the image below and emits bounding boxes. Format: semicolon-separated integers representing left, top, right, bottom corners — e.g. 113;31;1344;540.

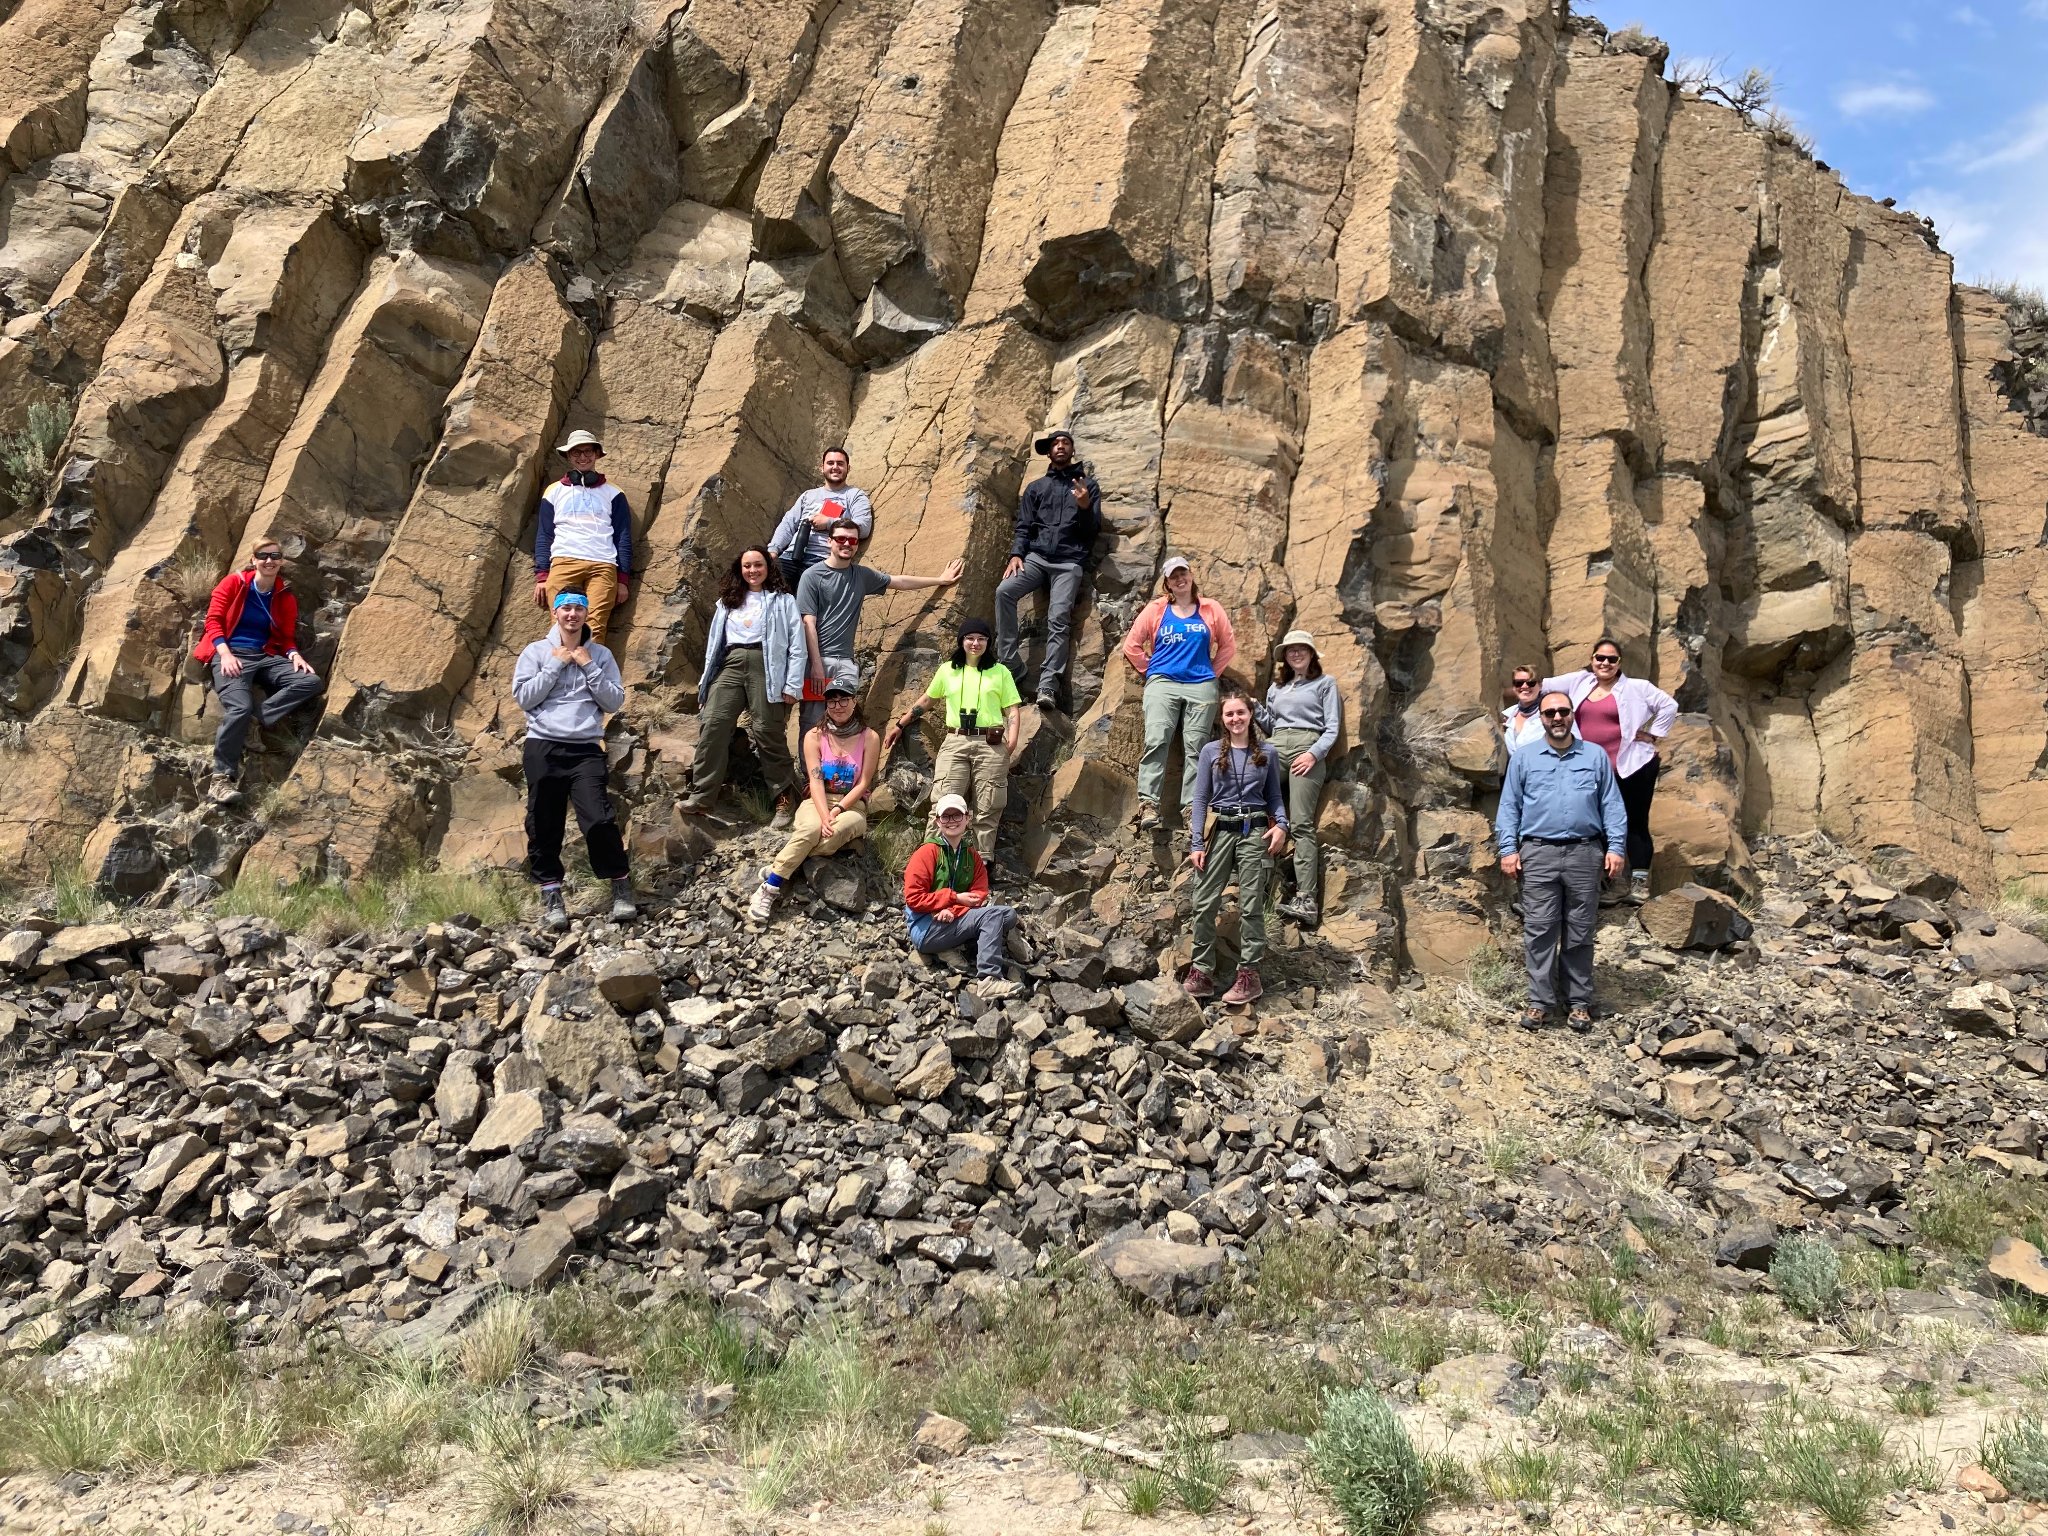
1511;678;1538;689
1591;654;1621;665
1540;707;1574;719
254;551;284;561
829;534;861;544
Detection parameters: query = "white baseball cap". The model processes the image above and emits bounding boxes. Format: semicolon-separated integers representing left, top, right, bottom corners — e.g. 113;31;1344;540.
1160;555;1191;581
933;793;970;818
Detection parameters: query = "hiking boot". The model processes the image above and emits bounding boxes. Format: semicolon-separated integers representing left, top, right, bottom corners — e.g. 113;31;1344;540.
770;791;796;831
1219;967;1263;1006
1519;1005;1549;1031
678;794;713;817
609;877;638;921
973;976;1025;1001
206;772;241;807
1035;690;1060;713
1181;965;1215;1000
1275;895;1319;925
1567;1004;1595;1033
747;879;779;923
1134;802;1159;833
540;887;569;933
1628;870;1650;904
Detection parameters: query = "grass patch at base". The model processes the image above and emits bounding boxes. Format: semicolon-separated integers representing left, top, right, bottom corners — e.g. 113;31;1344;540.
216;865;532;941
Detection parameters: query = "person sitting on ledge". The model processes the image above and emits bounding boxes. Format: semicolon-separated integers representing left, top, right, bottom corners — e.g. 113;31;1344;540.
749;661;878;923
193;538;324;806
901;792;1025;1001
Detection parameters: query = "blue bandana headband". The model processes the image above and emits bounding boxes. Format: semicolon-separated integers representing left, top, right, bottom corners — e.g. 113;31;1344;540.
552;593;588;611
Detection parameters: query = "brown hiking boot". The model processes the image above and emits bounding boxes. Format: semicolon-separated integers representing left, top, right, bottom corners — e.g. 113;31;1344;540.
1219;967;1263;1005
1181;965;1215;999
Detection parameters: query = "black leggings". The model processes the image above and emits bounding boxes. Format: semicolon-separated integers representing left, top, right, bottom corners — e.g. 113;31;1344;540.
523;738;628;883
1618;757;1659;873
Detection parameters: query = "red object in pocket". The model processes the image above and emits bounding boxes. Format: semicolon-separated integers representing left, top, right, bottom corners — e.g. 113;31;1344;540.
802;674;826;702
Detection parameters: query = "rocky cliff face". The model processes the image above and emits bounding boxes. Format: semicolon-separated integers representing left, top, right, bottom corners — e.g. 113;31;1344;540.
0;0;2042;960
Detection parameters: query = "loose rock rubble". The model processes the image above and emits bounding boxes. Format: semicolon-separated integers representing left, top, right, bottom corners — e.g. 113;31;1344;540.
1;829;2044;1363
0;838;1391;1354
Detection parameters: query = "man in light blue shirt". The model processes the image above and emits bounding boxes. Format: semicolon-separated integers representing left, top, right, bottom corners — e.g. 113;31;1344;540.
1496;691;1627;1031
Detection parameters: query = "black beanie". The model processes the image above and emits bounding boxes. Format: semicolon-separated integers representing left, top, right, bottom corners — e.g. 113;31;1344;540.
958;617;993;642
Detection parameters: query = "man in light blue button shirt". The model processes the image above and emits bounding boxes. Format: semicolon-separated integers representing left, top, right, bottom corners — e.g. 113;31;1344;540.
1495;691;1627;1031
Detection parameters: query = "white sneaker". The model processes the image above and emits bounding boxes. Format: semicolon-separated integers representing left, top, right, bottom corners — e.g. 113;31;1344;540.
973;976;1024;1001
747;882;778;922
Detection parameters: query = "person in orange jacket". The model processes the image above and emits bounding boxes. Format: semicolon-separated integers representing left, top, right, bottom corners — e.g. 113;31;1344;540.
901;793;1025;1001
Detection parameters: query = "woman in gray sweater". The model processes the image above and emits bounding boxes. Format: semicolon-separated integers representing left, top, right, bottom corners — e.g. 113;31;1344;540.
1185;686;1290;1006
1258;629;1342;924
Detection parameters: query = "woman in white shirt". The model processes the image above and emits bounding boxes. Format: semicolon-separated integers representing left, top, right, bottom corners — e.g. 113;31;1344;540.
1500;663;1549;755
1542;638;1678;900
684;546;809;820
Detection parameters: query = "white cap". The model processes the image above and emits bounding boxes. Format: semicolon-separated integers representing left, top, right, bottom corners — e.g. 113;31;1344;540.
1160;555;1191;581
933;793;971;818
555;428;604;454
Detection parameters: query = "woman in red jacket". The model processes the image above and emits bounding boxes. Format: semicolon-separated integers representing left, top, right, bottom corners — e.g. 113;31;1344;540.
190;540;323;804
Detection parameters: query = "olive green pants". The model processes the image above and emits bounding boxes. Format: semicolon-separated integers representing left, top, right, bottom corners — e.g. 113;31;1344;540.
1192;823;1272;975
1268;727;1328;904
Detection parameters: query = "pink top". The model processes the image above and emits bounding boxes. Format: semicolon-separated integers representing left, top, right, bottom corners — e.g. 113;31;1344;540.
1576;691;1623;766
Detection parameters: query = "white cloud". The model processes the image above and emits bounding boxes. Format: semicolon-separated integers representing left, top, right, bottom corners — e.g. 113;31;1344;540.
1835;81;1936;119
1949;4;1989;26
1960;100;2048;172
2029;0;2048;18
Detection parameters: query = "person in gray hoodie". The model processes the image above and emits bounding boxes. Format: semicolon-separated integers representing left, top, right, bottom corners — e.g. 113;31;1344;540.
513;590;634;930
1257;629;1342;924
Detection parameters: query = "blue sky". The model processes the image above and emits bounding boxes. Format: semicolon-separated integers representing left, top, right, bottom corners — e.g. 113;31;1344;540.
1587;1;2048;289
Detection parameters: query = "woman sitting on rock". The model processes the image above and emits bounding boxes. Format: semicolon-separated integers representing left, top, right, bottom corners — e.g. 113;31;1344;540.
883;617;1021;858
1184;685;1288;1006
1258;629;1341;926
684;545;807;823
1122;555;1237;830
748;662;879;923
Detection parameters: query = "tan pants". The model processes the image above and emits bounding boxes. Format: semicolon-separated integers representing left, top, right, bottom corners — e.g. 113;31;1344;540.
930;735;1009;857
547;557;619;646
771;794;868;879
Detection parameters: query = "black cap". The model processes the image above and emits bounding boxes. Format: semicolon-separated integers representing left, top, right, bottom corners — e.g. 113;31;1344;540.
1033;428;1075;456
958;617;993;642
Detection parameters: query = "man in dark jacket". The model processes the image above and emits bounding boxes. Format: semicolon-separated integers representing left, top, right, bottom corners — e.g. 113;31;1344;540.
997;428;1100;712
191;539;324;803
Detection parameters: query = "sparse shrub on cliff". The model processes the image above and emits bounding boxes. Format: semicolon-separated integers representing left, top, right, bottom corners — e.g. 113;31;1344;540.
0;401;69;518
556;0;633;76
167;547;227;608
1985;278;2048;330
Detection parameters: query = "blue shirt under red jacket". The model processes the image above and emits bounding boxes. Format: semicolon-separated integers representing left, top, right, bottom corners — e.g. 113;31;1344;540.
193;571;299;663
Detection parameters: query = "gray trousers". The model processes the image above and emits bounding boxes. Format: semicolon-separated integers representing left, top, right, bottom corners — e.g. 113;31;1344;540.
913;903;1018;976
211;651;323;776
995;555;1084;696
1520;839;1602;1009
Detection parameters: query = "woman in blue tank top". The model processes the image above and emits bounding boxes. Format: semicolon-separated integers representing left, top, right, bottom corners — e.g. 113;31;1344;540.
750;671;879;922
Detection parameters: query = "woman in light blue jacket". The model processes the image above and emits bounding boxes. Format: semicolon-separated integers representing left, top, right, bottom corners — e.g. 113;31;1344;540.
683;546;809;820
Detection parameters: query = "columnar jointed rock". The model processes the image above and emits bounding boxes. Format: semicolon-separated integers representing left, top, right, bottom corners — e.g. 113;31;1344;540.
0;0;2038;954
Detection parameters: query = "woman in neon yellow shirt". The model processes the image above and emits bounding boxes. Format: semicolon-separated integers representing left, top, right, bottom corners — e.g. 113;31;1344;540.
885;618;1022;857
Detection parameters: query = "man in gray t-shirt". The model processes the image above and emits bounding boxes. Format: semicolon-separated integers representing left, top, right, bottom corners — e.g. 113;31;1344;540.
795;517;964;729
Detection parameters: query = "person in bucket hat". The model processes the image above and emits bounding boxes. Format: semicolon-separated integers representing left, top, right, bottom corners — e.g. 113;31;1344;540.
1257;629;1343;924
534;428;634;646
